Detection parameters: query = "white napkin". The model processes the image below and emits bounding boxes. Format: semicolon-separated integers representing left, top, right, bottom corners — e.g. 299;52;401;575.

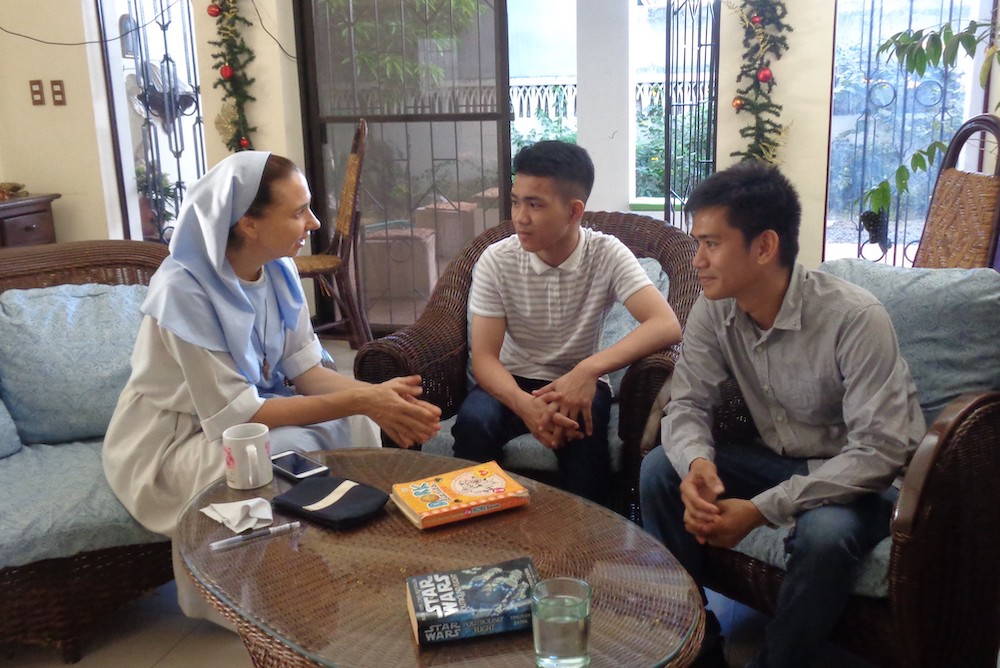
200;498;273;533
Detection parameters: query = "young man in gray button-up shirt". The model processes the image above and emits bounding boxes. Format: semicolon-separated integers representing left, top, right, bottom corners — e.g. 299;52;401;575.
640;162;925;668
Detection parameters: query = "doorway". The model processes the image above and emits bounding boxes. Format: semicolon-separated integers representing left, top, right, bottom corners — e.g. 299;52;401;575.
97;0;206;242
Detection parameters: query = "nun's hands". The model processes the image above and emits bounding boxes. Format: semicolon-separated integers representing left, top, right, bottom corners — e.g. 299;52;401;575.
364;376;441;447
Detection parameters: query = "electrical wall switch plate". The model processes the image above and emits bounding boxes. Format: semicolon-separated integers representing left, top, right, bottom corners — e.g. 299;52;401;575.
30;80;44;105
51;81;66;106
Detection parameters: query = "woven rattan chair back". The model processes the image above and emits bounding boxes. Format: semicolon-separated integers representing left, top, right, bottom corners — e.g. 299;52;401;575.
915;114;1000;270
294;118;373;348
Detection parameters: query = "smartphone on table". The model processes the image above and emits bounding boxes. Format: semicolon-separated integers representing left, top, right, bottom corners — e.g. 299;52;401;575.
270;450;329;481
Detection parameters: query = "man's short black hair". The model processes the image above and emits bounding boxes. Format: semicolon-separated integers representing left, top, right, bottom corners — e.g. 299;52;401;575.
513;140;595;202
685;161;801;267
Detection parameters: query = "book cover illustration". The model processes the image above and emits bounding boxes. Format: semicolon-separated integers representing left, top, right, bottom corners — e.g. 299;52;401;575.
406;556;540;645
390;460;530;529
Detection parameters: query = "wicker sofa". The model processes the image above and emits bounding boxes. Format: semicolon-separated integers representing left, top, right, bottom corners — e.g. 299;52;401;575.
354;211;701;516
654;260;1000;667
0;240;173;663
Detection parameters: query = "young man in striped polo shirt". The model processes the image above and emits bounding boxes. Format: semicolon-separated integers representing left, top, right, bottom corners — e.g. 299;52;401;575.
452;140;682;504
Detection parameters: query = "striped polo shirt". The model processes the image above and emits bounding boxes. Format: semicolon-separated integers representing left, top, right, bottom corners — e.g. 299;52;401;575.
469;226;653;382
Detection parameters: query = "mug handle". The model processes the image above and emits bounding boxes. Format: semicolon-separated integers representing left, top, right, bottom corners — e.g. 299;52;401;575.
245;444;259;487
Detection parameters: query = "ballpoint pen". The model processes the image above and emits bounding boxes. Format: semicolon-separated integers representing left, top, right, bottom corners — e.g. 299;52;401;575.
209;521;302;551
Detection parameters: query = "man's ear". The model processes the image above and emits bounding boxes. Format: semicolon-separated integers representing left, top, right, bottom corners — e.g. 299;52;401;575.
569;198;585;224
754;229;781;265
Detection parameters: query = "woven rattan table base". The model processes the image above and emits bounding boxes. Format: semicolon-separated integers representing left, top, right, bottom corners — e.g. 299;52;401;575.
178;449;704;667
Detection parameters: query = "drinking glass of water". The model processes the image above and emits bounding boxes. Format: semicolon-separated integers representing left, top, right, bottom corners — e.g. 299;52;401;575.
531;577;592;668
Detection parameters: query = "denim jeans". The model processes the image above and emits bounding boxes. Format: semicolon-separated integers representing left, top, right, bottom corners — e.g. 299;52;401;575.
639;440;897;668
452;376;613;504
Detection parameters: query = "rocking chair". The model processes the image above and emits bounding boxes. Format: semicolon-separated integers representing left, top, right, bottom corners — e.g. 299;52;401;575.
294;118;373;348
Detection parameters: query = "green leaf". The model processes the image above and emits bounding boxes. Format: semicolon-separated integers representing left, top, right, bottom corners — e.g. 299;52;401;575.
873;181;892;214
895;165;911;194
926;33;942;65
913;49;927;77
943;35;961;65
863;180;890;213
942;22;954;45
960;32;979;58
980;44;996;88
910;152;927;172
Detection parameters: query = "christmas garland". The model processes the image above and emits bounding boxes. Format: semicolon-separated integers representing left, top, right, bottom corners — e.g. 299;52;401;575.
729;1;791;163
207;1;256;151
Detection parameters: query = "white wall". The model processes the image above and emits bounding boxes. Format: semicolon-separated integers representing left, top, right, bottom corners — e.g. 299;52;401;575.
577;0;631;212
0;0;303;244
0;1;111;242
192;0;304;169
717;0;836;268
0;0;837;267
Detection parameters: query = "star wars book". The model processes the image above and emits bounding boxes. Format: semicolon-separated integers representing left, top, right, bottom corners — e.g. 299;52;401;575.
390;460;530;529
405;556;540;645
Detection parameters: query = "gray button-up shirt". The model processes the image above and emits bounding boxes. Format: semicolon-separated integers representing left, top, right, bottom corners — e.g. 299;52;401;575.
662;263;925;526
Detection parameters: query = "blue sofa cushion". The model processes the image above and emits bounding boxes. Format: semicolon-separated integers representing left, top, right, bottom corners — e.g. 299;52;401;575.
817;260;1000;425
735;526;891;597
0;283;146;444
599;258;671;396
731;260;1000;599
0;440;166;569
0;401;20;460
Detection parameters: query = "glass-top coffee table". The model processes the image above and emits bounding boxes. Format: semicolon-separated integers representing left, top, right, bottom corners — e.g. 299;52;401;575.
178;448;704;667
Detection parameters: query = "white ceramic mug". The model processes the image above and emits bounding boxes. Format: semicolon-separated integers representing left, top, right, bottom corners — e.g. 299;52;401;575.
222;423;274;490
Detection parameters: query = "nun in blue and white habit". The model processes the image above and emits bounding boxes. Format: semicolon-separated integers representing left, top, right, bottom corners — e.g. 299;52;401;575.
103;151;440;619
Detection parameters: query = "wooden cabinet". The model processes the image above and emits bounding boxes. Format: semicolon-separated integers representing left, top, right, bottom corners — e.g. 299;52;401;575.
0;193;60;248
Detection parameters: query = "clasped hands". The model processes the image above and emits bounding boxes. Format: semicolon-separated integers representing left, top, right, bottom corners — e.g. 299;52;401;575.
364;375;441;448
680;458;766;549
519;368;596;449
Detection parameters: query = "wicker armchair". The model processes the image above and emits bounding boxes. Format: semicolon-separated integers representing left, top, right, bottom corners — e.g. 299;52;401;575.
914;113;1000;270
0;240;174;663
662;381;1000;666
354;211;700;516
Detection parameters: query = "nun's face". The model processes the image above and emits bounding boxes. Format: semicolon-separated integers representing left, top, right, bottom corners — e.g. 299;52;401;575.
249;171;321;260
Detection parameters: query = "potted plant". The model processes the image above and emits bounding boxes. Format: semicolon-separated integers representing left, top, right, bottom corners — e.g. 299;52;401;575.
135;166;177;242
863;16;998;214
859;208;891;252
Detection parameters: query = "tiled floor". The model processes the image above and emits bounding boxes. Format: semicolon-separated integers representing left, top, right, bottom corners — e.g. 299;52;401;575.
0;584;874;667
0;340;874;667
706;589;874;668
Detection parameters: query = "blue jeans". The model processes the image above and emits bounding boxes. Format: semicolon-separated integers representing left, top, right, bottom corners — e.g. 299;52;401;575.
639;440;897;668
452;377;613;505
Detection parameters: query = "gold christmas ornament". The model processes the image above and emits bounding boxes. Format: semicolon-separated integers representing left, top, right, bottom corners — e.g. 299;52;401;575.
214;102;239;140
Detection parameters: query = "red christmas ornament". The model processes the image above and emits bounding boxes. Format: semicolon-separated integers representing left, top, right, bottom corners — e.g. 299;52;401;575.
732;97;745;110
239;137;251;149
220;65;234;80
207;3;221;17
750;14;762;25
757;67;773;84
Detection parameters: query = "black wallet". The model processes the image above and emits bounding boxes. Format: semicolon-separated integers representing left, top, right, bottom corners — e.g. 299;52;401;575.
273;476;389;530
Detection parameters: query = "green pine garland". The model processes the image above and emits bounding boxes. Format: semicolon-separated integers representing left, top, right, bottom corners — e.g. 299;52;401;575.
208;1;257;152
729;0;792;163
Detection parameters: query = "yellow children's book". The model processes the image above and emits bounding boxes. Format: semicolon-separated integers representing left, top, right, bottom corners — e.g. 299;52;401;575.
390;460;530;529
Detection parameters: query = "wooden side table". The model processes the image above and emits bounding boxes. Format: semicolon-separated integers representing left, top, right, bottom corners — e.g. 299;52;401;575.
0;193;60;248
